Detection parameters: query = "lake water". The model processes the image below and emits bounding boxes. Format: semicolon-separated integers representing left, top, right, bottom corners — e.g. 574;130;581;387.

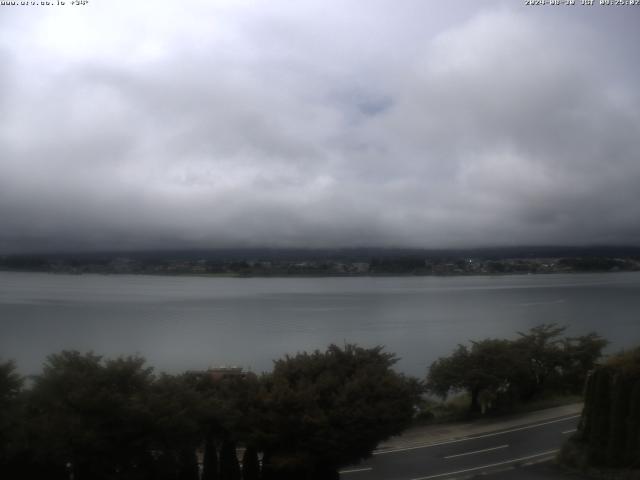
1;271;639;377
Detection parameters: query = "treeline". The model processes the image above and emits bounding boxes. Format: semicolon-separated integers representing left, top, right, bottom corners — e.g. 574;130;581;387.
2;253;640;276
0;345;420;480
426;324;608;414
560;347;640;472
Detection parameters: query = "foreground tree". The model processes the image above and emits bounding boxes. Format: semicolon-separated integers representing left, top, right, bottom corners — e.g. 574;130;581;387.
516;325;608;399
177;448;200;480
26;351;156;479
182;367;263;480
0;360;24;478
427;339;526;413
219;439;241;480
560;332;610;394
147;373;212;480
560;346;640;472
259;344;422;479
427;325;608;414
241;446;260;480
515;324;571;399
201;435;219;480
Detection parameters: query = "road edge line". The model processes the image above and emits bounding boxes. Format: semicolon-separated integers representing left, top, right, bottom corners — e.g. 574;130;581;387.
374;414;579;455
409;449;559;480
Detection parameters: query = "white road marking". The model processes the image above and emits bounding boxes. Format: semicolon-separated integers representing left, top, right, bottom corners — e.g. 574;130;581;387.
410;449;559;480
443;444;509;459
561;429;577;434
339;467;373;474
373;415;580;455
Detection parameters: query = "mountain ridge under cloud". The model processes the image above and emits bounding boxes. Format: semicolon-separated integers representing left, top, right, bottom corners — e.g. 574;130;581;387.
1;1;639;253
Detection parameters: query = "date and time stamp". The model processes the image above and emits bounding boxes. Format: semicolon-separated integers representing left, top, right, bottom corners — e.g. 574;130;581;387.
0;1;89;6
526;0;640;5
2;0;639;7
2;0;638;8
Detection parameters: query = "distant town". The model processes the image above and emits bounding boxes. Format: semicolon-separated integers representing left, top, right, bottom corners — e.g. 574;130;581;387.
1;247;640;277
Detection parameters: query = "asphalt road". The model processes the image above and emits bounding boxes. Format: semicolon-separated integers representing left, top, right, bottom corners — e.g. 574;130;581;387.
340;414;580;480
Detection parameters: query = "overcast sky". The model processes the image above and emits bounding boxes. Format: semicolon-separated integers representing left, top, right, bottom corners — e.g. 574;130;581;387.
1;0;639;253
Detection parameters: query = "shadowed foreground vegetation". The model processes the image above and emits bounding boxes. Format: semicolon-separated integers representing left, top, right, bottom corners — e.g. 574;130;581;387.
559;347;640;478
0;325;609;479
0;345;420;480
426;324;607;416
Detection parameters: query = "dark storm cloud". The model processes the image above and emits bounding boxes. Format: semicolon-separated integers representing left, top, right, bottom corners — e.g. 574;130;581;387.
0;0;639;252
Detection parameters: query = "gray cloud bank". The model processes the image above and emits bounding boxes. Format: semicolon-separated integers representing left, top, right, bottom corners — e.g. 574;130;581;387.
1;0;639;253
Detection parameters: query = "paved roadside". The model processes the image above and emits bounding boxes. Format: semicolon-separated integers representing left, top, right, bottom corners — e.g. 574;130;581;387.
479;460;590;480
376;403;583;453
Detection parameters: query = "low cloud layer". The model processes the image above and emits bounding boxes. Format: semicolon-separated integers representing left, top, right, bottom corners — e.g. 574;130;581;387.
1;1;639;252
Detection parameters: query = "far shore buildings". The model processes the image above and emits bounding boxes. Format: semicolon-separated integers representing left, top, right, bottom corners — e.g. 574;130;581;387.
208;366;246;381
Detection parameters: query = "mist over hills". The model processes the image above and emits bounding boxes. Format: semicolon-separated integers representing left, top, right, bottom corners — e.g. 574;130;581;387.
2;3;640;256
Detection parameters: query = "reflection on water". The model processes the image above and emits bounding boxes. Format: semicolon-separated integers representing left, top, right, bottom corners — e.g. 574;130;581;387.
1;271;639;376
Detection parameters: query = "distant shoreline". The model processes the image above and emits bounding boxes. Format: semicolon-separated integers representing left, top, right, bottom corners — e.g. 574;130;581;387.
2;267;639;279
2;249;639;278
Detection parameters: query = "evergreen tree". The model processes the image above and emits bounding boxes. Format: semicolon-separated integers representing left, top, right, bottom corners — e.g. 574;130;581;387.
562;346;640;470
241;446;260;480
154;452;180;480
177;448;199;480
626;380;640;467
606;373;632;465
0;361;23;478
586;367;612;465
26;352;156;478
259;344;421;478
219;440;241;480
202;436;219;480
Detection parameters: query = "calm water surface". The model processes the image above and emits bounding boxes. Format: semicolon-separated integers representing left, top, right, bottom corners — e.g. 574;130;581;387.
1;272;639;376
